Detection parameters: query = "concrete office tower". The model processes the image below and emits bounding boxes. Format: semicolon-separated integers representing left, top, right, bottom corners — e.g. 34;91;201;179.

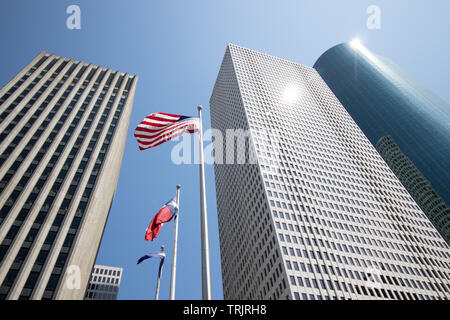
377;136;450;244
210;44;450;300
0;51;137;300
313;42;450;242
84;265;122;300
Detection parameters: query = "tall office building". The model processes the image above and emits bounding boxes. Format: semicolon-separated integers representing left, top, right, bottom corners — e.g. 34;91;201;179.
313;42;450;244
210;44;450;300
0;51;137;299
376;136;450;244
84;264;122;300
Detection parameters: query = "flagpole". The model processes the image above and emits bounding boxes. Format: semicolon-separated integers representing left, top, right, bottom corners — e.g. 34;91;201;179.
169;184;181;300
155;245;164;300
197;105;212;300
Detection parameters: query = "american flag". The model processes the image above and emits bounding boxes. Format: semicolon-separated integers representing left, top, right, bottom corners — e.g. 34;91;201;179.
134;112;199;150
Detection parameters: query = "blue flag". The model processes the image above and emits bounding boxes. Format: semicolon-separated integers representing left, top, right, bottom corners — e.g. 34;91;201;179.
137;251;166;278
137;251;166;265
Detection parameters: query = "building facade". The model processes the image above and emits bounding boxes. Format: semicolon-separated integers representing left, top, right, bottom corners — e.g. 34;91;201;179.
84;265;122;300
313;42;450;243
210;44;450;300
376;136;450;244
0;51;137;299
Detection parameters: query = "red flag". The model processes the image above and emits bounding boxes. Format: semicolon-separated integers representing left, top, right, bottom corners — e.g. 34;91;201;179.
145;197;178;241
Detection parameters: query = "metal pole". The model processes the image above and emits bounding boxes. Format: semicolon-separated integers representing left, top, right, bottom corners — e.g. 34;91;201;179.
197;105;212;300
155;245;164;300
169;185;181;300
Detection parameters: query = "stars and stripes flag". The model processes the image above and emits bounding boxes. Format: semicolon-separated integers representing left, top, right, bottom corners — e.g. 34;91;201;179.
134;112;199;150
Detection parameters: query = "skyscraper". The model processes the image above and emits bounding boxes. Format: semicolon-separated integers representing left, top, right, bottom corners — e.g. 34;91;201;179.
376;136;450;244
0;51;137;299
84;265;122;300
210;44;450;300
313;42;450;244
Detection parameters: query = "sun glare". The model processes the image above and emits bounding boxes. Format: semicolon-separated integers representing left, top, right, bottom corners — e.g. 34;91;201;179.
283;86;299;103
350;38;363;50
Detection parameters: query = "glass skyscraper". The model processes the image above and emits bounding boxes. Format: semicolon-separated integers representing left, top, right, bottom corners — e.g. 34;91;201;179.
210;44;450;300
0;51;137;299
376;136;450;244
313;42;450;244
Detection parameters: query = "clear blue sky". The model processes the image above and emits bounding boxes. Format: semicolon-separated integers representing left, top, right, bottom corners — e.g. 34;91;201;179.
0;0;449;300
